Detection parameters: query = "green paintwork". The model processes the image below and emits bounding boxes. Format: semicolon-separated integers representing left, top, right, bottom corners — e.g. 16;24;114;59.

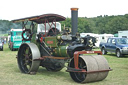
30;24;40;49
45;37;58;47
53;46;69;57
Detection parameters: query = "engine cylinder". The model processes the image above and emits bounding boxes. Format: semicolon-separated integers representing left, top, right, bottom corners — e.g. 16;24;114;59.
53;46;69;57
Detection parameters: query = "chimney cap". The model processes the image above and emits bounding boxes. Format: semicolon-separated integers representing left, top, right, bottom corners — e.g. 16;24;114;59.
71;8;79;11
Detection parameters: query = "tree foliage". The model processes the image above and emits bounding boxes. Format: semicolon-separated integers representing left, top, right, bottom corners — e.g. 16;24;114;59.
0;14;128;34
0;20;22;33
61;14;128;34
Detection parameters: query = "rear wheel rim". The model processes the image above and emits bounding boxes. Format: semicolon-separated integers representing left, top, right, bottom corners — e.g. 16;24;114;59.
18;45;32;73
17;43;40;74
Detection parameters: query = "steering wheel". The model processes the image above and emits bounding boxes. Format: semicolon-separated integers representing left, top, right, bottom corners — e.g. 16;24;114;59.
22;29;32;41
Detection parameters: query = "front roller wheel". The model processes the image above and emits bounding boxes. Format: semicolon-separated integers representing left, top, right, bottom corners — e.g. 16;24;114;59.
17;43;41;74
69;57;87;83
69;55;110;83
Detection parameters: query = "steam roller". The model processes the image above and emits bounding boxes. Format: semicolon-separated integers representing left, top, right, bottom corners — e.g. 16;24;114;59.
12;7;111;83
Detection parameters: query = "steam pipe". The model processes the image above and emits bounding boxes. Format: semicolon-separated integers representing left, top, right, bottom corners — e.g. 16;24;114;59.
71;8;79;41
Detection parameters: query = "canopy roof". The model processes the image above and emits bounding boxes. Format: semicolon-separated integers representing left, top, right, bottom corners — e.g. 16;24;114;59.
12;14;66;24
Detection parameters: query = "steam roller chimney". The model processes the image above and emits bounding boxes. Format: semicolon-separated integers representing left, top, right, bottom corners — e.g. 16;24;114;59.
71;8;79;41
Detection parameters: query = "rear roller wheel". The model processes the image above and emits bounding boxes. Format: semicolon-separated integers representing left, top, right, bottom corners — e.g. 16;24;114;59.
69;55;110;83
17;43;40;74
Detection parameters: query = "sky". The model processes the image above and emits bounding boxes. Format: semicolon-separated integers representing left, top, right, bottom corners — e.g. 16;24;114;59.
0;0;128;21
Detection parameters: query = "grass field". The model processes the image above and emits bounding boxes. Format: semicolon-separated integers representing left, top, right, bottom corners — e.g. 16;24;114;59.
0;44;128;85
